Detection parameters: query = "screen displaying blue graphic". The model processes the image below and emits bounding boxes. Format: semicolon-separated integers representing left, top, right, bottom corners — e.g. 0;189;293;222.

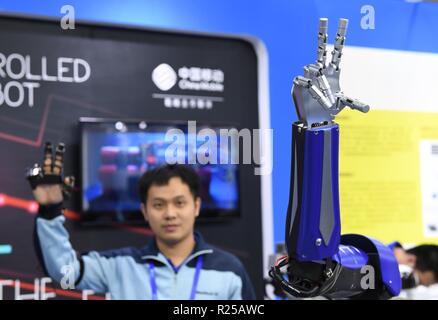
0;245;12;255
81;119;240;222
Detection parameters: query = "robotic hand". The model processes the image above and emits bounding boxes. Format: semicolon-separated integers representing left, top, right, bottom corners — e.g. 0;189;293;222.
269;18;401;299
293;18;369;128
26;142;75;210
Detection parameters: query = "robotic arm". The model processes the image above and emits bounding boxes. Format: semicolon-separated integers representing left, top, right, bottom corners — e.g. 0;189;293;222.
269;18;401;299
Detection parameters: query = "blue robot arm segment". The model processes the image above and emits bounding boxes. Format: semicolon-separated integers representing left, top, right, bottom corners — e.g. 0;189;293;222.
340;235;401;297
286;123;340;261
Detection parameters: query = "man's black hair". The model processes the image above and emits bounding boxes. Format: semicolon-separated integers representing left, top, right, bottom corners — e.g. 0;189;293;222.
138;164;200;204
407;244;438;281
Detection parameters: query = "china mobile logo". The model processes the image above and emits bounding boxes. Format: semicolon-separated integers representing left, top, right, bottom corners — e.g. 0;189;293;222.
152;63;224;92
0;52;91;108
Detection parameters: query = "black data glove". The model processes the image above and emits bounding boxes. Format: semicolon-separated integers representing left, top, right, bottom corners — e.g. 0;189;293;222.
26;142;75;219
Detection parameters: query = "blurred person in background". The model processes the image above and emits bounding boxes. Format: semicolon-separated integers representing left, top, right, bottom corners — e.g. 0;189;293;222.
392;243;438;299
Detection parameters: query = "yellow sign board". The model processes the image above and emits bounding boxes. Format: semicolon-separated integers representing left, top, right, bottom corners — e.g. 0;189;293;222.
337;110;438;245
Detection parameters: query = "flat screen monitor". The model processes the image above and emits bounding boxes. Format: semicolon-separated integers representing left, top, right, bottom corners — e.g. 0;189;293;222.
80;118;240;223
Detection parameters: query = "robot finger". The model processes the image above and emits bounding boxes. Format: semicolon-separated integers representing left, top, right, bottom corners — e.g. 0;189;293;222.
309;83;332;110
316;73;336;104
293;75;312;88
330;18;348;70
317;18;328;68
294;76;332;110
304;63;322;80
337;94;370;113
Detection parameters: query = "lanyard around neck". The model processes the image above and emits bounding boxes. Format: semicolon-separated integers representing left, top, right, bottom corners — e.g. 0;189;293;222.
148;255;203;300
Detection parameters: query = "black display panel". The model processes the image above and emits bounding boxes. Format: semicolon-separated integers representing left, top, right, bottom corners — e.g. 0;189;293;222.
0;13;266;299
